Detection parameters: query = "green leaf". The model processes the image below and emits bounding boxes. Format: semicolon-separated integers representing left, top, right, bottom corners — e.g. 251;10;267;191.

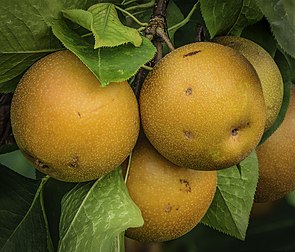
0;166;52;251
259;49;292;144
200;0;262;38
201;152;259;240
254;0;295;58
43;179;76;251
64;3;142;49
228;0;263;36
0;0;97;90
51;19;101;82
0;75;22;93
167;0;185;43
0;143;18;154
0;150;36;179
63;9;93;31
58;168;143;252
98;37;156;86
0;53;46;84
200;0;241;38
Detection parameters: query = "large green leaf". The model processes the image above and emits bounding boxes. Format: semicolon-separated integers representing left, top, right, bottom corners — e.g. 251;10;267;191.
0;166;52;251
58;168;143;252
200;0;262;38
254;0;295;58
98;37;156;85
201;152;259;240
0;0;97;89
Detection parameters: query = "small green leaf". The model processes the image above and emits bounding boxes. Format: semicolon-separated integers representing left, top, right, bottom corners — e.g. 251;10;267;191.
228;0;263;36
0;166;52;251
58;168;143;252
201;152;259;240
98;37;156;86
254;0;295;58
89;3;142;48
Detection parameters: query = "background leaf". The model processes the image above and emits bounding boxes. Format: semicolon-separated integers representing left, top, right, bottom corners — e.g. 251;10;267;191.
98;37;156;85
58;168;143;252
0;166;52;251
228;0;263;36
201;152;259;240
241;18;277;57
43;179;76;251
254;0;295;58
200;0;262;38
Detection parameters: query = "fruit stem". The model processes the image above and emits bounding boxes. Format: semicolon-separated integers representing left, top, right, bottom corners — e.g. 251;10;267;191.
168;2;199;32
124;152;133;183
115;6;148;27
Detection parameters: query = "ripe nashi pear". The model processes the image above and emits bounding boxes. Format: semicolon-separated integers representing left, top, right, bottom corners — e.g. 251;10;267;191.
11;50;140;182
125;137;217;242
255;86;295;202
140;42;266;171
215;36;284;130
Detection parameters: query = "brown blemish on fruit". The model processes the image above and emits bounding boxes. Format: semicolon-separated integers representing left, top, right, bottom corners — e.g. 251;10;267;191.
164;203;173;213
231;128;239;136
69;155;79;168
183;130;194;140
77;111;81;118
35;159;50;170
22;150;51;170
179;179;191;193
185;87;192;96
183;50;201;57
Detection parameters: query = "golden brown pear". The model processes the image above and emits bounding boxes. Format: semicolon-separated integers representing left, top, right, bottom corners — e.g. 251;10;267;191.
125;137;217;242
255;86;295;202
11;50;139;182
215;36;284;130
140;42;266;171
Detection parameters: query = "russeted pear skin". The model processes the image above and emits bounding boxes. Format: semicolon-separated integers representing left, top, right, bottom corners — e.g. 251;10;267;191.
140;42;266;171
215;36;284;130
125;138;217;242
255;86;295;202
11;50;140;182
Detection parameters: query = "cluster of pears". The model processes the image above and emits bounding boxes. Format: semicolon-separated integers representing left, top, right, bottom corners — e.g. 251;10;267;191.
10;35;294;243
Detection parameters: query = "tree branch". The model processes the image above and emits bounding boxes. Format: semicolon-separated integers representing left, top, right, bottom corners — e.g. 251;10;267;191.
132;0;171;97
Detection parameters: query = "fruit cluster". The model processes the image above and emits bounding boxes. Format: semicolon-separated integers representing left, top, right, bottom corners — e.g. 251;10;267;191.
10;36;294;242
